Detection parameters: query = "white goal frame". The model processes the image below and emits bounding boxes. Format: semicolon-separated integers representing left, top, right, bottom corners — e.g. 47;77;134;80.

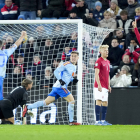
0;20;83;124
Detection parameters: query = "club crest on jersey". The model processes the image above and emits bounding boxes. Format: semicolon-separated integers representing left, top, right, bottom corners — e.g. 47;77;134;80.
95;63;98;66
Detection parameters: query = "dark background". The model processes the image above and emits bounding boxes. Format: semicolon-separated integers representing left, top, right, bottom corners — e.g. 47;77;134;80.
106;88;140;125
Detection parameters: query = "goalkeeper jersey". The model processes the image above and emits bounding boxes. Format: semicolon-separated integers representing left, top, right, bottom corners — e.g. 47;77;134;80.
5;86;28;109
0;44;17;78
53;61;76;88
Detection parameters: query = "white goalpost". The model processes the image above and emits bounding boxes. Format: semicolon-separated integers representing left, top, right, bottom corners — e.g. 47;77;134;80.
0;20;112;125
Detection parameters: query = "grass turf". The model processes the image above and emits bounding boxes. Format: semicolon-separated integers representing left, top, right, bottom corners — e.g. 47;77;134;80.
0;125;140;140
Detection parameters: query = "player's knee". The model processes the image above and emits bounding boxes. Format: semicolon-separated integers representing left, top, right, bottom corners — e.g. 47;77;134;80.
45;102;50;106
96;100;102;106
44;100;50;106
102;101;108;106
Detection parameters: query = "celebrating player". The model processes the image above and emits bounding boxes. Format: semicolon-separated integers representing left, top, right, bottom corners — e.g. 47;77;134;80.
23;51;80;125
94;45;112;125
0;79;33;124
0;31;27;100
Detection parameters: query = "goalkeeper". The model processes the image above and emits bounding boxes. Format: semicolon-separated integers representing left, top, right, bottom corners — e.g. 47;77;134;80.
0;31;27;100
0;79;34;124
23;51;80;125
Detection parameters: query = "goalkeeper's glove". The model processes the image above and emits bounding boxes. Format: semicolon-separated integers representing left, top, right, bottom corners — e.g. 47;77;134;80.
73;78;79;84
59;79;66;86
22;34;28;44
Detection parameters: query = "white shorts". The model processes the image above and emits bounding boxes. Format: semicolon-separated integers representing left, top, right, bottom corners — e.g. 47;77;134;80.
94;88;108;101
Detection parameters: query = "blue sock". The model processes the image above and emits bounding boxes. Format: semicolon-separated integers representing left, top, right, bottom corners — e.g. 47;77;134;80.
95;105;101;121
27;101;46;109
68;103;74;122
101;106;107;121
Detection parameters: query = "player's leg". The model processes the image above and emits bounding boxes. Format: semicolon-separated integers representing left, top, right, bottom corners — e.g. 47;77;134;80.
94;88;103;125
101;101;108;122
101;89;112;125
95;100;102;124
27;88;57;110
7;117;14;124
27;100;47;110
23;88;57;117
23;97;55;117
0;100;14;124
1;118;14;124
63;92;80;125
64;94;75;122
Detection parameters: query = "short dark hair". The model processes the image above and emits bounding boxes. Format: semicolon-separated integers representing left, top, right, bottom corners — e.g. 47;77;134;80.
14;66;22;72
120;10;128;16
71;51;79;56
0;40;3;48
21;79;33;88
112;38;119;43
131;38;138;44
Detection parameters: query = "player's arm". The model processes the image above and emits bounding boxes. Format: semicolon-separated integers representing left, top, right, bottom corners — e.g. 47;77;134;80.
54;64;66;85
14;31;27;48
4;31;27;57
108;76;111;93
95;68;102;92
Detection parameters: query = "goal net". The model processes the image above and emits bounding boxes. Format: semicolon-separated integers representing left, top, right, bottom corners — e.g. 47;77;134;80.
0;20;112;125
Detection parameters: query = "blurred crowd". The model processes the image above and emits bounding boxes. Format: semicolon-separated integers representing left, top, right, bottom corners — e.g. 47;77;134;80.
1;0;140;88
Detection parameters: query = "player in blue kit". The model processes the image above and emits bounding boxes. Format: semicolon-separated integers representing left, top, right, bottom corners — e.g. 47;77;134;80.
0;31;27;100
23;51;80;125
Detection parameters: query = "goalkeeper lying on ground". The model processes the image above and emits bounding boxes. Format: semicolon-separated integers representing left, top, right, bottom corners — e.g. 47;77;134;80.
0;79;34;124
23;51;80;125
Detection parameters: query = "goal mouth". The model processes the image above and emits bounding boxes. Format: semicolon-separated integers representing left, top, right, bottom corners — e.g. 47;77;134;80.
1;20;113;125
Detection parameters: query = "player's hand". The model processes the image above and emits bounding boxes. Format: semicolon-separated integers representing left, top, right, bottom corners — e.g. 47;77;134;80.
73;78;79;84
21;31;27;38
98;85;102;92
59;79;66;86
108;86;111;93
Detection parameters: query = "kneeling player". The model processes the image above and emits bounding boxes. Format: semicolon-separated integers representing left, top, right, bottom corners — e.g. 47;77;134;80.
23;51;80;125
94;45;112;125
0;79;33;124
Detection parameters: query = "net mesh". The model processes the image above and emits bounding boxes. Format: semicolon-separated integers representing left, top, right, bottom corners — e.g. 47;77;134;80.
0;22;112;125
82;24;113;125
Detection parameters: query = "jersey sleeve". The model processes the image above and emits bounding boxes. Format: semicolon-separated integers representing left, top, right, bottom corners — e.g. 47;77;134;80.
3;44;17;57
54;63;66;80
94;59;102;69
22;92;28;105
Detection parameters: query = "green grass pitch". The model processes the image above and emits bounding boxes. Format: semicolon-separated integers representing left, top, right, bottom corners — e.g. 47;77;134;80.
0;125;140;140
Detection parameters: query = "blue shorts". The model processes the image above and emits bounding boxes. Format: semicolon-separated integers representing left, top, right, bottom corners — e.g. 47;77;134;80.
48;87;71;100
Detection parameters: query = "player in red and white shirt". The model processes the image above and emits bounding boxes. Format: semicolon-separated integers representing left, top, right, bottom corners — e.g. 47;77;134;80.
94;45;112;125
